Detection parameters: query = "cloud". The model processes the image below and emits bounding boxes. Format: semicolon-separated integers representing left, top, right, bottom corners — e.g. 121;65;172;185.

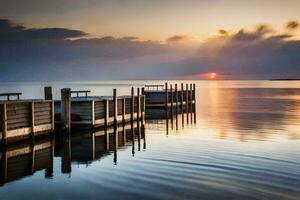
0;19;300;81
167;35;193;44
175;23;300;79
286;21;299;30
218;29;228;35
0;19;87;41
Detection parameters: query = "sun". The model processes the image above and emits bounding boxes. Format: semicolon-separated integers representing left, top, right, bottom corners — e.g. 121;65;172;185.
210;73;216;79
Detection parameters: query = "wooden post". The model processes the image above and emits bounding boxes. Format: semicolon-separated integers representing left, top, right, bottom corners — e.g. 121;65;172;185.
61;88;71;132
130;88;135;142
1;104;7;144
175;84;178;130
137;88;141;147
113;89;118;151
181;83;184;127
30;102;35;139
91;101;95;126
122;98;126;127
186;84;189;124
44;86;52;100
141;88;145;124
104;99;109;151
44;86;54;131
193;83;196;124
165;82;168;119
113;89;117;127
190;83;193;124
170;84;173;118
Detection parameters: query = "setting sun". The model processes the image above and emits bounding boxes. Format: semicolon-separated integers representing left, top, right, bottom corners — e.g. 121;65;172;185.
210;73;216;79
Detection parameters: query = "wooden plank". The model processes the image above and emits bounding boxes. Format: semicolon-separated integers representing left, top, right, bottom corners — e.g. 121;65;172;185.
186;83;189;124
1;104;7;141
91;101;95;125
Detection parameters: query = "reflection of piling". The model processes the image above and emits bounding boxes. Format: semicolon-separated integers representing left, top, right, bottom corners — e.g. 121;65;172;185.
45;137;54;179
0;146;7;185
186;84;189;124
61;135;71;174
61;88;71;132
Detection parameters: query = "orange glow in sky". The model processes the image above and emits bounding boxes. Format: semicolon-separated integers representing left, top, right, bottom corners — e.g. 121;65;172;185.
210;73;216;79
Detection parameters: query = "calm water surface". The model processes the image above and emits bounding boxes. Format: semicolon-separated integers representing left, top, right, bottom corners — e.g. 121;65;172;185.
0;81;300;200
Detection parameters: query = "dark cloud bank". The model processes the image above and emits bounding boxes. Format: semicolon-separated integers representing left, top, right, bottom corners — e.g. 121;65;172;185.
0;19;300;81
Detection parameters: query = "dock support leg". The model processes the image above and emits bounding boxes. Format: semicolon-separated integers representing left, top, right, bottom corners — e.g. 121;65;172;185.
175;84;178;130
122;98;126;145
30;102;35;139
193;83;196;124
61;88;71;133
186;84;189;124
137;88;141;151
181;83;184;127
165;82;168;119
130;87;135;139
190;84;193;124
105;99;109;151
170;84;173;128
1;104;7;145
44;86;53;100
113;89;118;151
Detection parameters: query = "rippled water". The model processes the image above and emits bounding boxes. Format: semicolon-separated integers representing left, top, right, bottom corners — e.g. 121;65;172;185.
0;81;300;200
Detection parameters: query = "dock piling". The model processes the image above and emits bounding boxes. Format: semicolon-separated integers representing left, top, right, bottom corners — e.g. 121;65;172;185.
193;83;196;124
165;82;168;119
130;87;135;141
104;99;109;151
181;83;184;127
113;89;117;128
186;84;189;124
175;84;178;130
190;84;193;124
1;104;7;144
61;88;71;132
137;88;141;144
44;86;53;100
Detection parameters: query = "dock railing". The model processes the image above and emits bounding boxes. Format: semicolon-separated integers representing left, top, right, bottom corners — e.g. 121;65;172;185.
144;85;164;91
71;90;91;97
0;93;22;101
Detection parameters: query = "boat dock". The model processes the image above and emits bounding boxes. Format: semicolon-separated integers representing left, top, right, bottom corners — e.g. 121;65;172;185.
0;93;55;144
0;82;195;144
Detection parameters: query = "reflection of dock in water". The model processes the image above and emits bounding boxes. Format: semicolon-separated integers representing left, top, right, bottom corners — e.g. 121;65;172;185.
0;137;54;186
56;120;146;174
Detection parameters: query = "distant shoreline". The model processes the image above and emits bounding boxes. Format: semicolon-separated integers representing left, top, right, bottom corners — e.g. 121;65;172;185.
270;79;300;81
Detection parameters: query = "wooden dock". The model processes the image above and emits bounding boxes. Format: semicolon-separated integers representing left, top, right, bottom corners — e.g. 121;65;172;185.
54;88;145;130
0;94;55;143
143;83;196;122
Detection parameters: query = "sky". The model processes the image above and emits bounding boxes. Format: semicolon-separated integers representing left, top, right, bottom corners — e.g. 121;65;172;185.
0;0;300;80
